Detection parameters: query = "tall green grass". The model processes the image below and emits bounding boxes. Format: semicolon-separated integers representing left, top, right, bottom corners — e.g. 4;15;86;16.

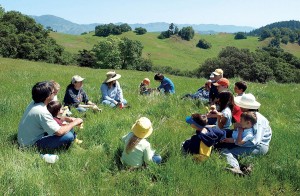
51;31;273;71
0;57;299;195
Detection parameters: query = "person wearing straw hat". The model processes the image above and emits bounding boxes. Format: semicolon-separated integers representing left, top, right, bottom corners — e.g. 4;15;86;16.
220;93;272;175
121;117;162;167
64;75;100;112
100;71;127;108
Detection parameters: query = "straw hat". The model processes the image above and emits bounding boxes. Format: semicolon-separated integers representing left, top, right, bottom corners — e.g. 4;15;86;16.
234;93;261;109
104;71;121;83
132;117;153;139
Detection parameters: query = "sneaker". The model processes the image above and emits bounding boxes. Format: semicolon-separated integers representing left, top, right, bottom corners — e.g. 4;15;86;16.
74;138;83;144
225;167;245;176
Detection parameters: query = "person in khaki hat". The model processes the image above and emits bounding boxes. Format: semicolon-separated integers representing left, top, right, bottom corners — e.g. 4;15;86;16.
121;117;162;167
209;68;224;104
100;71;127;108
63;75;101;112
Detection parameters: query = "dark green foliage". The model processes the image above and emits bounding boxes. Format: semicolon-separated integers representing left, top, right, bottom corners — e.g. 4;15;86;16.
91;36;143;70
134;58;153;71
196;39;212;49
268;37;281;48
234;32;247;39
77;49;96;67
259;28;272;40
239;62;274;83
158;23;179;39
119;37;143;69
0;11;73;65
281;36;289;44
198;46;300;83
250;20;300;44
178;26;195;41
134;27;147;35
95;23;131;37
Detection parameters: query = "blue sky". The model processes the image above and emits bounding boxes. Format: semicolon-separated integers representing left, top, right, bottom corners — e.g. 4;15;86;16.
1;0;300;28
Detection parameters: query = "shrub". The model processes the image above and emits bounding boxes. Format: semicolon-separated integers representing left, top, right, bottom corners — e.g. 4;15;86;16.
134;27;147;35
234;32;247;39
196;39;212;49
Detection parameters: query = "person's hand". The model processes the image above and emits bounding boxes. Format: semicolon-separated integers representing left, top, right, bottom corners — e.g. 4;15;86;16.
74;118;83;126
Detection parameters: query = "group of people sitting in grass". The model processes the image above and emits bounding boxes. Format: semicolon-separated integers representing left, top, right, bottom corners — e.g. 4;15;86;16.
17;68;271;175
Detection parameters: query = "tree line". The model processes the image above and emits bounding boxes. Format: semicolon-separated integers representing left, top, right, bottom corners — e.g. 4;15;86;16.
0;7;299;83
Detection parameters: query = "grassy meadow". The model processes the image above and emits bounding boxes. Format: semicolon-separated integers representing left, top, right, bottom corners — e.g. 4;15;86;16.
51;31;300;71
0;57;300;195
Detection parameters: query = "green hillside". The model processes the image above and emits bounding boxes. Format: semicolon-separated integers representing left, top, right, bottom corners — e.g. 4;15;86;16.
51;32;272;71
1;57;300;195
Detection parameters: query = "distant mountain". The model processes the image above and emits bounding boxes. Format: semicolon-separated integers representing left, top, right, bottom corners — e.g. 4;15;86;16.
30;15;255;35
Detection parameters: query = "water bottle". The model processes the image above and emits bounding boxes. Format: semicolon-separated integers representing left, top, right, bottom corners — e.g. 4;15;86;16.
41;154;59;163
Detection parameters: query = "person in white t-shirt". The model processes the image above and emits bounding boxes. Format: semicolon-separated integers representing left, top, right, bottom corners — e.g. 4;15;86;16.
18;81;83;149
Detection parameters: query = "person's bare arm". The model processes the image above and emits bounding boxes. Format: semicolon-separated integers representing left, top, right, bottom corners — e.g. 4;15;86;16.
55;118;83;136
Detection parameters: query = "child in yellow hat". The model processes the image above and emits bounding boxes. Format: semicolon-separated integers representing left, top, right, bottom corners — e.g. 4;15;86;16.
121;117;161;167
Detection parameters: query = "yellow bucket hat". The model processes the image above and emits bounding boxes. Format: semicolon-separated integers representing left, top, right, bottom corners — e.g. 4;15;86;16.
132;117;153;139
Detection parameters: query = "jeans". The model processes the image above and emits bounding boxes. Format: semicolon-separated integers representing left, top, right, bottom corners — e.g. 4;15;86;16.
221;144;269;168
102;99;127;107
152;154;162;164
36;129;76;149
76;107;87;112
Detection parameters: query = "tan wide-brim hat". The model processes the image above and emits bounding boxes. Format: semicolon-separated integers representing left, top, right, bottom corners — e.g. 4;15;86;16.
234;93;261;109
104;71;121;83
132;117;153;139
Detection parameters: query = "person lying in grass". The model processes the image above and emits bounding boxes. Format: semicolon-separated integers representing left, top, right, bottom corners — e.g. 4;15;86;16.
121;117;161;168
181;80;211;102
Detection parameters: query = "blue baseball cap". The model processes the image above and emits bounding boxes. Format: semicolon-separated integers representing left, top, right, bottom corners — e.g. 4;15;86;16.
185;116;204;129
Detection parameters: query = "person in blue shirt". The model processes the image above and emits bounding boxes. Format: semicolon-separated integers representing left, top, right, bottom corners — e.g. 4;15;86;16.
100;71;127;108
154;73;175;94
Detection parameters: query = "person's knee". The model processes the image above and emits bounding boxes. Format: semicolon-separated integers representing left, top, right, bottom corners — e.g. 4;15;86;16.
62;132;75;143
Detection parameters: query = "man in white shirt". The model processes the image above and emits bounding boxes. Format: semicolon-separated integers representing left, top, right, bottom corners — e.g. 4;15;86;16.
18;81;83;149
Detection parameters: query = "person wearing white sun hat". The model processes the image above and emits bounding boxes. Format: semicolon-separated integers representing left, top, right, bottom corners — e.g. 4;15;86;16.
100;71;128;108
221;93;272;175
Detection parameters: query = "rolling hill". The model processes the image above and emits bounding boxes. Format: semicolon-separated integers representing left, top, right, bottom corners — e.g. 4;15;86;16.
31;15;255;35
50;31;268;71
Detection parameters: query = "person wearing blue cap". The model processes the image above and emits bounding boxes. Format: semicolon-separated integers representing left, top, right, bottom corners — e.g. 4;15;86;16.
182;113;226;161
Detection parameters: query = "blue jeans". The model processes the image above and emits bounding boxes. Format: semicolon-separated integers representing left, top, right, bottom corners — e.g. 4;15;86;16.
102;99;127;107
36;130;76;149
152;154;162;164
221;144;269;168
76;107;87;112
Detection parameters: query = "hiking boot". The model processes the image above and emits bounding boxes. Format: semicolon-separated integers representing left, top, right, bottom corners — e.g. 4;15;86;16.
225;167;245;176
